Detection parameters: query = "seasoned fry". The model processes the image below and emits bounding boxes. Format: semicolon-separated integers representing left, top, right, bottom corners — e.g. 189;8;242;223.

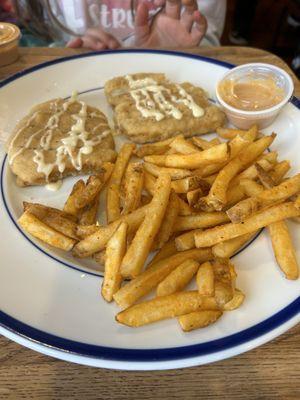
169;135;199;154
195;202;300;248
178;310;222;332
94;250;106;265
122;162;144;215
143;170;156;196
174;212;229;232
120;174;171;278
107;143;135;223
171;175;209;194
213;258;236;289
187;188;205;207
216;125;258;140
73;205;149;257
163;143;229;169
79;196;99;225
227;174;300;223
77;224;100;239
155;190;179;249
214;281;234;307
102;222;127;302
212;233;254;258
177;196;194;216
147;239;177;268
223;289;245;311
295;194;300;210
270;160;291;183
144;162;192;180
113;248;212;309
24;202;78;239
63;179;85;217
18;211;76;251
268;220;299;280
74;175;102;210
255;163;276;188
116;291;204;327
196;261;214;296
192;137;221;150
134;137;174;158
206;134;276;210
156;259;199;297
175;229;201;251
239;179;263;197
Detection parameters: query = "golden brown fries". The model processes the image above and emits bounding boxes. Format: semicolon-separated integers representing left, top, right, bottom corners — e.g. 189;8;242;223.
73;205;149;257
216;125;258;140
113;248;212;309
223;289;245;311
212;233;254;258
156;259;199;297
178;310;222;332
107;143;135;223
102;222;127;302
134;137;174;158
144;161;192;179
63;179;85;217
196;261;215;296
120;174;171;279
171;175;209;194
76;224;100;239
187;188;205;207
268;221;299;280
214;281;234;307
19;211;76;251
74;175;103;210
174;212;229;232
270;160;291;182
122;162;144;215
159;142;229;170
192;137;221;150
175;229;201;251
195;202;300;248
155;190;179;249
116;291;204;327
23;202;78;239
169;135;199;154
205;134;276;210
147;240;177;268
79;196;100;226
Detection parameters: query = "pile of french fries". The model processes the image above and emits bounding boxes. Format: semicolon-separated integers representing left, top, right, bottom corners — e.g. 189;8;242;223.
18;125;300;332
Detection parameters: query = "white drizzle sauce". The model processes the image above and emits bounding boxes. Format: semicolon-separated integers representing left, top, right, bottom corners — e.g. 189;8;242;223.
9;91;110;182
125;75;204;121
45;180;62;191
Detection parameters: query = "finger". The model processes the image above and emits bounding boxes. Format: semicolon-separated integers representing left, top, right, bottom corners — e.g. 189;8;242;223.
134;3;150;45
165;0;181;20
81;36;107;51
191;11;207;45
66;38;83;48
85;28;120;49
154;0;165;6
182;0;198;11
181;1;198;32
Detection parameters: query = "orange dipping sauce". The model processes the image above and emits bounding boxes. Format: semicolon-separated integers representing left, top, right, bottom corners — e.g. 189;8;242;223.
218;75;285;111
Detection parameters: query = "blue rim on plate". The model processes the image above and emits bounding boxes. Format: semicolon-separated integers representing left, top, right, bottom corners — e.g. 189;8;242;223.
0;49;299;364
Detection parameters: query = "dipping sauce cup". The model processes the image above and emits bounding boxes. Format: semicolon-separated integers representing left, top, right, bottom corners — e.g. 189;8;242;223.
0;23;21;67
216;63;294;129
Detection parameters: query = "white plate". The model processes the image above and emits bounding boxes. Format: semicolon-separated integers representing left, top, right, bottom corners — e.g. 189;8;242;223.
0;50;299;370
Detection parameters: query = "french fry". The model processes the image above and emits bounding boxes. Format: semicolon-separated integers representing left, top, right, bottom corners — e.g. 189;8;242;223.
156;259;199;297
192;137;221;150
144;162;192;180
77;224;100;239
196;261;214;296
178;310;222;332
187;188;205;207
147;239;177;268
223;289;245;311
268;220;299;280
63;179;85;217
116;291;204;327
270;160;291;183
216;125;258;140
195;202;300;248
227;174;300;223
94;250;106;265
107;143;135;223
162;143;229;170
239;179;263;197
143;171;156;196
74;175;103;210
212;233;254;258
169;135;200;154
120;174;171;279
295;194;300;210
23;202;78;239
213;258;236;289
171;176;209;194
256;163;276;189
101;222;127;302
175;229;201;251
73;205;149;257
122;162;144;215
79;196;99;225
174;212;229;232
177;196;194;216
206;134;276;210
214;281;234;307
155;190;179;249
113;248;212;309
18;211;76;251
134;137;174;158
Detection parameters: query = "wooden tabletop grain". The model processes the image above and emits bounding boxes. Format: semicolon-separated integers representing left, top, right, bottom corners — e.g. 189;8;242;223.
0;46;299;400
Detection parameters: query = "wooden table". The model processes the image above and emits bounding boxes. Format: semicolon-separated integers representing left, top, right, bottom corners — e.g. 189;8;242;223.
0;47;299;400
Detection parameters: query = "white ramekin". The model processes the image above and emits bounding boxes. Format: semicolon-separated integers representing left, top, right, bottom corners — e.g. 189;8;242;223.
215;63;294;129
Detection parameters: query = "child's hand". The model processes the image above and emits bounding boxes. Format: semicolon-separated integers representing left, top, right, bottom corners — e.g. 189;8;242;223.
134;0;207;48
67;28;120;50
